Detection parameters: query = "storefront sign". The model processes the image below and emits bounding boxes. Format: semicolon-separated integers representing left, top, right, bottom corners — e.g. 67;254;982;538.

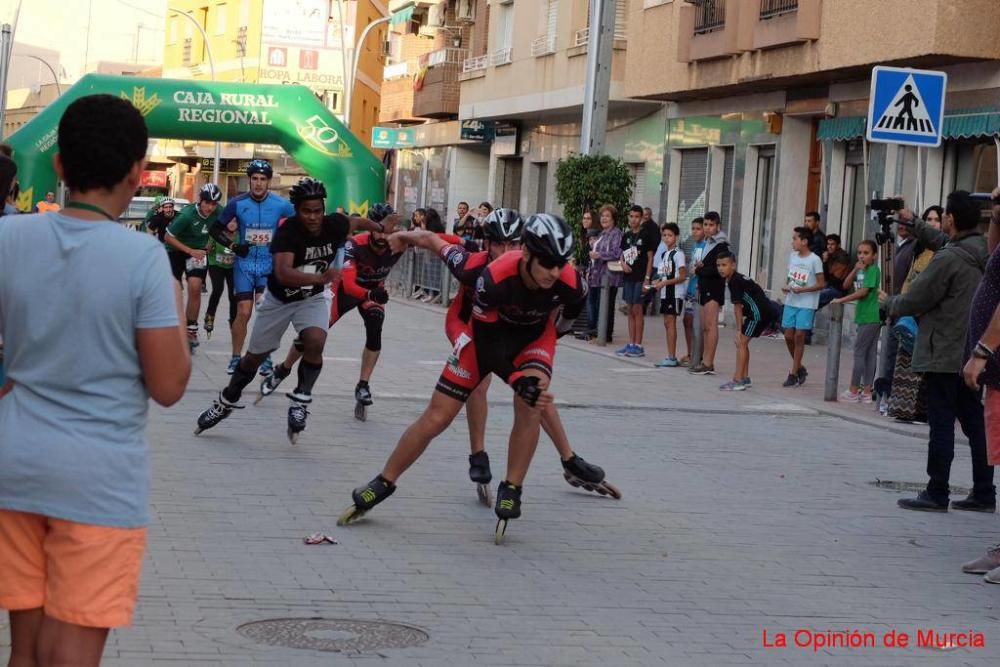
371;127;416;149
460;119;496;142
139;170;168;188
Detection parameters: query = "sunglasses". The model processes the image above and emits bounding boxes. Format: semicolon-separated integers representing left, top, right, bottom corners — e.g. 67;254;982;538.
535;255;567;270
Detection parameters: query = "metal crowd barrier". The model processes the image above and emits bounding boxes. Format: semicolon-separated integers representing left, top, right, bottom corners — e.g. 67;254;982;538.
386;247;459;306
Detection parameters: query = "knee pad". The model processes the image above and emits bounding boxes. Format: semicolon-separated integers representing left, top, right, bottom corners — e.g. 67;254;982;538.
362;307;385;352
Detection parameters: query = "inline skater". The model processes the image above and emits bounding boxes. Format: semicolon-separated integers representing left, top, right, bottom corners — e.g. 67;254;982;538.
390;208;620;505
164;184;221;350
211;159;294;376
204;227;236;342
260;204;402;421
338;214;587;543
195;178;385;443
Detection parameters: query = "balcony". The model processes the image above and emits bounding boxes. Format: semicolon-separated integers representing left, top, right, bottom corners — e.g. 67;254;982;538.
760;0;798;19
490;47;512;66
531;34;556;57
413;48;467;119
694;0;726;34
383;61;410;80
379;75;421;124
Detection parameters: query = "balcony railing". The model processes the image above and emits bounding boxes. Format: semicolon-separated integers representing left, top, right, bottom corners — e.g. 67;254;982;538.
574;24;628;48
462;54;488;73
425;47;468;68
531;34;556;56
489;47;512;66
693;0;726;34
759;0;798;19
383;61;410;80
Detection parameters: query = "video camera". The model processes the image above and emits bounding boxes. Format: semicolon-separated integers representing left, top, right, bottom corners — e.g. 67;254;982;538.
870;197;905;245
870;197;904;213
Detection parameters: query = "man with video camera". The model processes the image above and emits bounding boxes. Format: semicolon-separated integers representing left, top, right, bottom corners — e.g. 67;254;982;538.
880;191;994;513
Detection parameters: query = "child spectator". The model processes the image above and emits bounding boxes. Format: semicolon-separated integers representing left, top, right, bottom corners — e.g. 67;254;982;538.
717;251;775;391
689;211;730;375
679;217;705;366
618;205;658;357
781;226;825;387
651;223;686;367
834;240;882;402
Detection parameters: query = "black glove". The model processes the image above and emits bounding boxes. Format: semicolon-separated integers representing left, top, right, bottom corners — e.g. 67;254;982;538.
512;376;542;407
231;242;251;258
368;287;389;305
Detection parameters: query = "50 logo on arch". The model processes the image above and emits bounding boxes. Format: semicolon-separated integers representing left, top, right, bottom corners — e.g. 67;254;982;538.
297;114;353;158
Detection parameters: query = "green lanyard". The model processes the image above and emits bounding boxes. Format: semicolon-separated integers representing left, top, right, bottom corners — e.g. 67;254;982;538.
65;201;116;221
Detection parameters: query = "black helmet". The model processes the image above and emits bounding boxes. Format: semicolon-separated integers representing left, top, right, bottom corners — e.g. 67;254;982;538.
199;183;222;202
368;202;395;223
522;214;574;264
246;159;273;178
289;177;327;207
482;208;523;243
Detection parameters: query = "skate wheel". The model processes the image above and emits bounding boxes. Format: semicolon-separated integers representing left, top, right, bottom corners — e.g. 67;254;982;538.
562;472;584;489
337;505;366;526
601;481;622;500
287;428;299;445
494;518;507;545
477;483;493;507
354;402;367;422
194;427;204;436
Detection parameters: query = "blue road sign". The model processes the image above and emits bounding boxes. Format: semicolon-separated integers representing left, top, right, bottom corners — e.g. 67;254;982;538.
867;66;947;148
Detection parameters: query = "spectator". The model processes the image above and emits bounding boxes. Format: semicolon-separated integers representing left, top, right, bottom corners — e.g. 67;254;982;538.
617;205;658;357
689;211;729;375
804;211;826;259
412;207;427;230
0;155;16;220
575;209;600;339
781;226;825;387
834;240;881;402
0;144;19;216
0;95;190;665
886;205;943;422
717;250;776;391
642;207;654;225
960;189;1000;584
651;223;686;367
33;191;61;214
478;201;493;222
679;218;706;366
884;191;993;513
454;201;470;232
587;205;624;344
819;234;851;308
424;207;446;233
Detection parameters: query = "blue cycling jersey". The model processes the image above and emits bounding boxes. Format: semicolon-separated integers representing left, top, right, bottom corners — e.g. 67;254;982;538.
218;192;295;268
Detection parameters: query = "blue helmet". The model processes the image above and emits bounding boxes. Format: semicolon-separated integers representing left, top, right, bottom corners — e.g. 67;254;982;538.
246;159;273;178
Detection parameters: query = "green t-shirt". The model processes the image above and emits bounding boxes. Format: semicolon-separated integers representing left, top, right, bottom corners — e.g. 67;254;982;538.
853;263;882;325
207;238;235;269
166;203;216;252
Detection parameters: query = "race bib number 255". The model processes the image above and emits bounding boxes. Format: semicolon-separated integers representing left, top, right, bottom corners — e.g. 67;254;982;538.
247;229;273;246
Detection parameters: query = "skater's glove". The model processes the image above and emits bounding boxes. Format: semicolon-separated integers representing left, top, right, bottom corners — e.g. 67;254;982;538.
368;287;389;305
231;242;251;258
512;376;542;407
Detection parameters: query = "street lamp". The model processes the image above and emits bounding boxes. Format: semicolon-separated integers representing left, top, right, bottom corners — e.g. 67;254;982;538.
169;8;221;185
14;54;61;96
346;15;390;127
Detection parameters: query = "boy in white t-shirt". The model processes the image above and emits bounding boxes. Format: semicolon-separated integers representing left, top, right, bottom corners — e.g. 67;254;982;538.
781;226;825;387
651;223;687;367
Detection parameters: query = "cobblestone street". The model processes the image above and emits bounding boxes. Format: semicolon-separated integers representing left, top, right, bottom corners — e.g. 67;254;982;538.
3;299;999;666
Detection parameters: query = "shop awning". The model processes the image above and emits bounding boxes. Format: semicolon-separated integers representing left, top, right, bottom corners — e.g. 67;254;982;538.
942;111;1000;140
817;116;865;141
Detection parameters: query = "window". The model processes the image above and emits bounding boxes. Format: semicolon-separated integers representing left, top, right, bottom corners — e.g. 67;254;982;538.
694;0;726;34
215;3;227;35
532;0;558;56
494;0;514;58
583;0;628;41
627;162;647;209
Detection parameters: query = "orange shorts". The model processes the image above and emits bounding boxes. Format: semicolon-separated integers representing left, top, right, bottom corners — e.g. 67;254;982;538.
985;387;1000;466
0;510;146;628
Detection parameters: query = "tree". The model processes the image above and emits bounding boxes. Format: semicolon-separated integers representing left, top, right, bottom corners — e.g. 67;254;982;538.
554;153;634;262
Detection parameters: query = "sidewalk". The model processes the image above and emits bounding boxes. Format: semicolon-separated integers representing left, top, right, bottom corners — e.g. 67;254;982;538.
568;307;934;440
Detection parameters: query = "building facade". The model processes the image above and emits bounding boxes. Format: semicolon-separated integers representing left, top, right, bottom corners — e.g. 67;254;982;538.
626;0;1000;296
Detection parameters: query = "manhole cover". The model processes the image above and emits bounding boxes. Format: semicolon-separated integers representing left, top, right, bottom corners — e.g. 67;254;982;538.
236;618;428;653
869;480;971;495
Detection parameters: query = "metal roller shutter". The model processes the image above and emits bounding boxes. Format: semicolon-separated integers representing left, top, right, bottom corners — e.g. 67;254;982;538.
677;148;708;232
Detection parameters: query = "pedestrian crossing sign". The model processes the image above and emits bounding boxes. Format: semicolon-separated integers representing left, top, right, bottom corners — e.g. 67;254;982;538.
866;66;947;147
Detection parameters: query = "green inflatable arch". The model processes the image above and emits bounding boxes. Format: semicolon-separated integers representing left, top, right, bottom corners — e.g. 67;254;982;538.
7;74;385;215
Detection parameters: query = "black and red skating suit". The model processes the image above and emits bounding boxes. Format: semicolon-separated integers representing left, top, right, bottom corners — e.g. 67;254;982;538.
329;232;405;351
435;250;587;402
436;235;489;343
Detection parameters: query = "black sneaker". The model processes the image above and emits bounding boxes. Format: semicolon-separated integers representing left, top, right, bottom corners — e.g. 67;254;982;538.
951;494;997;513
782;374;799;387
797;366;808;385
898;491;949;512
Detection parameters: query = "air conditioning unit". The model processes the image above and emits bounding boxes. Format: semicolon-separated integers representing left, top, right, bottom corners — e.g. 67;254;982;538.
427;2;445;27
456;0;475;23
